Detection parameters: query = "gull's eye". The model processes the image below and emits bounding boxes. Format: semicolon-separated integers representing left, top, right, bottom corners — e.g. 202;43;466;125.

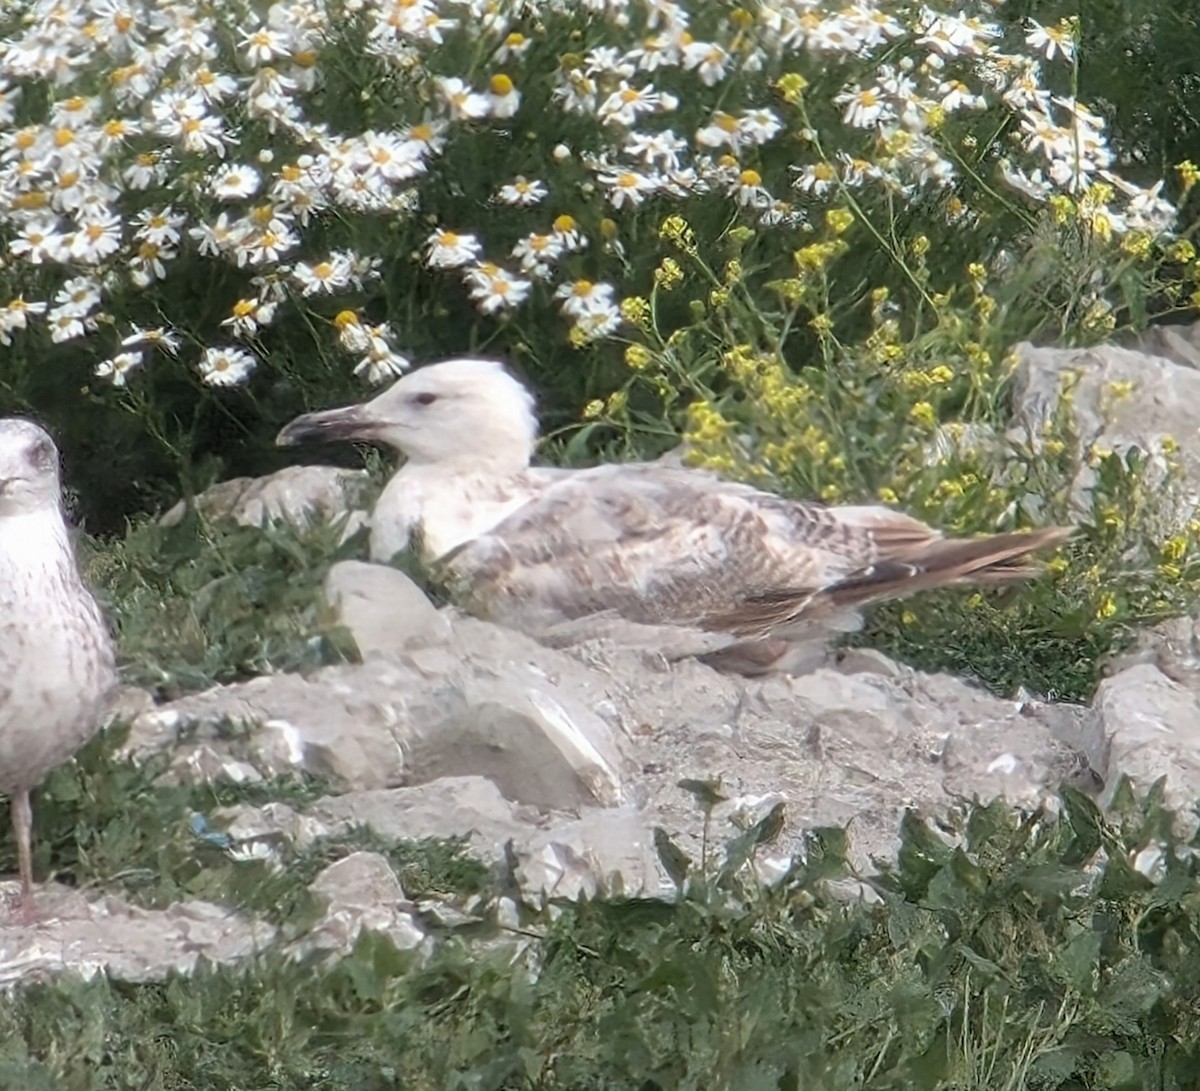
26;437;55;472
412;392;438;407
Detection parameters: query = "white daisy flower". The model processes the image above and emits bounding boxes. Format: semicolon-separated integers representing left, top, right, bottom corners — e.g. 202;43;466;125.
495;176;548;207
121;325;180;354
291;255;353;296
511;232;563;277
94;350;143;387
47;309;93;344
495;31;532;62
696;112;744;154
598;82;671;127
352;330;411;384
1025;20;1075;62
240;26;289;66
555;279;615;319
463;262;532;314
487;74;521;118
425;228;482;269
571;307;622;341
133;207;186;246
221;298;278;337
199;346;258;387
599;168;658;209
681;41;730;86
550;215;586;251
68;213;123;263
210;164;263;200
436;77;489;120
0;297;46;346
835;85;893;128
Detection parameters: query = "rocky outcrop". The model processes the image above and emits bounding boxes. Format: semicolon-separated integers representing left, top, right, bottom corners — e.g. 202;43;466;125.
11;328;1200;985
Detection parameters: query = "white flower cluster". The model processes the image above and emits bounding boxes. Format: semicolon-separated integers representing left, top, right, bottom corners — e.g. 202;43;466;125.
0;0;1177;389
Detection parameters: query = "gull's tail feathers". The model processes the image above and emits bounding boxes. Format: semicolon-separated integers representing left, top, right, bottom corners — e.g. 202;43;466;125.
702;524;1074;638
826;524;1076;606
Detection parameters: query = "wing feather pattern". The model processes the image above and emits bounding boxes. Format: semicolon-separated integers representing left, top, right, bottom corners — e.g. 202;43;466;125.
444;462;1071;640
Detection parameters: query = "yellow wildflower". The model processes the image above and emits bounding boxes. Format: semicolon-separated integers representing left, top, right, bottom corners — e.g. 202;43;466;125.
686;401;733;443
624;344;652;370
794;242;836;272
659;215;697;255
775;72;808;103
909;401;936;428
654;257;683;290
1177;160;1199;196
1162;535;1188;562
1120;232;1152;260
582;399;604;420
824;208;854;235
1167;240;1196;264
1095;592;1118;620
619;296;650;326
1048;195;1074;224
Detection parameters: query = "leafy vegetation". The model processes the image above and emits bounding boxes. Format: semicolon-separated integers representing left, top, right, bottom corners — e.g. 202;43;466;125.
0;723;489;932
4;785;1200;1089
5;0;1200;1085
82;512;367;700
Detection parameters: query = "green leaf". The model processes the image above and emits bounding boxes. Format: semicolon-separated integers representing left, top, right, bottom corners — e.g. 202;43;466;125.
677;777;728;810
654;827;691;889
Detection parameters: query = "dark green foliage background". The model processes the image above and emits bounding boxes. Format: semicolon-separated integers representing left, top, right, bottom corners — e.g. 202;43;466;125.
0;2;1195;534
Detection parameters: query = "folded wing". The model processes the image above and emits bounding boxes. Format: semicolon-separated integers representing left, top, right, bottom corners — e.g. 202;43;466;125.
443;463;1067;638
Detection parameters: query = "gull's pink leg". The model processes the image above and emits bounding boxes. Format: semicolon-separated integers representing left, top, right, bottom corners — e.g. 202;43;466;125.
11;790;38;923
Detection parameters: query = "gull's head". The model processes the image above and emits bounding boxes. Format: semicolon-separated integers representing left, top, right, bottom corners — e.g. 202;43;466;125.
276;357;538;471
0;418;62;517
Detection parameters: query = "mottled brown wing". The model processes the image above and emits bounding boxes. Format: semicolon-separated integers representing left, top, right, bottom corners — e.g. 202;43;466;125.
446;463;889;633
700;522;1074;636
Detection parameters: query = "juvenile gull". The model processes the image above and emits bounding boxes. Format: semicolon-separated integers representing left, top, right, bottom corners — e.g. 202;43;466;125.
0;420;116;915
277;358;1071;669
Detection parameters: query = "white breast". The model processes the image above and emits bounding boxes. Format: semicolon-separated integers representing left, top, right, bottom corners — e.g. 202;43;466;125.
0;509;115;791
369;466;544;563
